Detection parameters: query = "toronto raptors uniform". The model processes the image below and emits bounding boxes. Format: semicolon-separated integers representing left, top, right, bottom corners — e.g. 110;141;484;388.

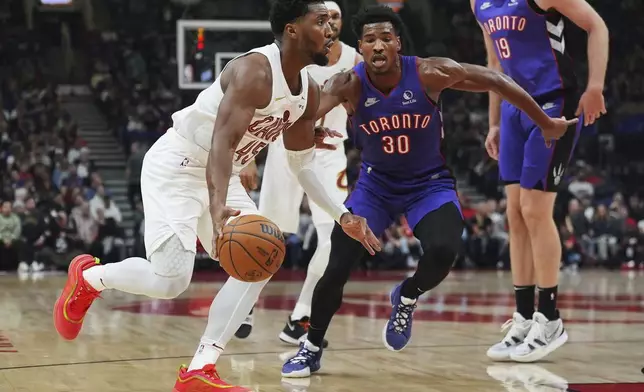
142;43;309;259
260;42;356;234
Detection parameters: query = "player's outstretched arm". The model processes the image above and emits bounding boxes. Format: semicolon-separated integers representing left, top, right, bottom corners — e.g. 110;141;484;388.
283;77;380;255
207;55;271;246
418;57;577;141
315;71;360;121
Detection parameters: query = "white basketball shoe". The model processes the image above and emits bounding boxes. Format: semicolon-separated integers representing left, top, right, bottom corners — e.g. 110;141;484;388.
486;312;534;361
510;312;568;363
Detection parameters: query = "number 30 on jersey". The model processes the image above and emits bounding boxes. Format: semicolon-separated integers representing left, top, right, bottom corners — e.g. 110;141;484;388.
382;135;410;154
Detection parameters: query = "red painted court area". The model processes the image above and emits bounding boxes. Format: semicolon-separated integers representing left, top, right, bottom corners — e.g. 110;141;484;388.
0;333;17;353
569;383;644;392
113;290;644;324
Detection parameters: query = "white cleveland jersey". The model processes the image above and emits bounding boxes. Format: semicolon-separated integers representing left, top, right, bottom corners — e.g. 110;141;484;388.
306;42;357;142
171;43;309;174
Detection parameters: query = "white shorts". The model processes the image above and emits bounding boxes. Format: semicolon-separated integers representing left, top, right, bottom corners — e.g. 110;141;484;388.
141;129;259;257
259;135;348;234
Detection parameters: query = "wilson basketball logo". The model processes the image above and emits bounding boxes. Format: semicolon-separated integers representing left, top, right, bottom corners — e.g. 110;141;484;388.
260;223;284;242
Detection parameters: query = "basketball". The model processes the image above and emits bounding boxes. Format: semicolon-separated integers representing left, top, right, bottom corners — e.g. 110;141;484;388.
216;214;286;282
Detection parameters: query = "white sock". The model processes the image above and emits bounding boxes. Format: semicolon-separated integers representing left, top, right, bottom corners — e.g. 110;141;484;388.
401;296;417;305
83;265;107;291
188;338;224;371
197;277;269;358
99;257;158;295
304;339;320;352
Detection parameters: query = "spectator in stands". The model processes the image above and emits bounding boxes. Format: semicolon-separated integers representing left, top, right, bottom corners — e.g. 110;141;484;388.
89;185;119;222
466;202;498;268
18;197;46;272
564;199;594;261
628;195;644;222
560;224;582;271
591;204;622;264
125;142;144;209
0;200;22;271
72;202;100;256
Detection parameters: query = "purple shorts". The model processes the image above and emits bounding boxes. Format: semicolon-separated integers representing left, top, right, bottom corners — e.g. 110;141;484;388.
498;92;582;192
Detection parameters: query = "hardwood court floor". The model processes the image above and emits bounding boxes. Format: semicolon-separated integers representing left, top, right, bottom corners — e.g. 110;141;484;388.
1;269;643;392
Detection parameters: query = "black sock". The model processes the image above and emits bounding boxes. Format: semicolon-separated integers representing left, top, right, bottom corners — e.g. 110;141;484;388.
400;278;424;299
537;286;558;320
514;285;536;320
306;325;325;349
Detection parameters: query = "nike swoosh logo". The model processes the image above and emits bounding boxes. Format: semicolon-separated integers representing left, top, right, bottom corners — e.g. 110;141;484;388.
287;322;296;331
275;96;287;102
546;327;562;342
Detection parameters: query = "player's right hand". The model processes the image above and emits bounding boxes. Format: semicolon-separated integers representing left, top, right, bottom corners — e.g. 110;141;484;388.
313;126;343;150
485;126;500;160
209;204;241;259
541;116;579;147
239;160;259;192
339;212;382;255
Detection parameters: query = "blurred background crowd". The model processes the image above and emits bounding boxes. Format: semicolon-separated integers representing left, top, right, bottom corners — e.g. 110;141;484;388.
1;0;643;275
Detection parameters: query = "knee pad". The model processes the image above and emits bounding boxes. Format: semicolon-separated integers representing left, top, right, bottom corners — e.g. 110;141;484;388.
151;274;192;299
149;235;195;299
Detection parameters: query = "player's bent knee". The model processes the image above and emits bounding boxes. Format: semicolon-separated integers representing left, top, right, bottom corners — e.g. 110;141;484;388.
150;273;191;299
424;240;459;270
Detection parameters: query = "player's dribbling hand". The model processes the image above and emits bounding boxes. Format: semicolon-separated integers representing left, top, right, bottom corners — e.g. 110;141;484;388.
541;116;579;148
339;212;382;255
209;204;241;259
239;160;259;192
576;85;607;126
485;126;500;161
314;126;343;150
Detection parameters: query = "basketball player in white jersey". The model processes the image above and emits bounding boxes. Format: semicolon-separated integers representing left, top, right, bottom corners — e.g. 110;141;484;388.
233;1;363;347
52;1;380;391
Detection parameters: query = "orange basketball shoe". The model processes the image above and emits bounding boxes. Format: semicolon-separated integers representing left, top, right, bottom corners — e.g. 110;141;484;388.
53;254;102;340
173;364;251;392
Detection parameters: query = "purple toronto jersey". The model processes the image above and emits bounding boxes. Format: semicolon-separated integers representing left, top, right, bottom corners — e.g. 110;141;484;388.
473;0;577;98
350;55;449;192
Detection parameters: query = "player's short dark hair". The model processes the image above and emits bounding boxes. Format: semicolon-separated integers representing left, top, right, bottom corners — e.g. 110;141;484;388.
352;5;403;38
269;0;325;37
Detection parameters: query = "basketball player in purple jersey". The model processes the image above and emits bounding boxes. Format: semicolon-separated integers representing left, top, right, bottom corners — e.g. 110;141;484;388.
281;5;576;378
472;0;609;363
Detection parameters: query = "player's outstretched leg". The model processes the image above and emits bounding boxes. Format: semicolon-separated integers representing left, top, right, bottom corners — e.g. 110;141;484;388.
282;223;365;378
487;185;535;361
53;235;195;340
383;203;463;351
279;222;334;348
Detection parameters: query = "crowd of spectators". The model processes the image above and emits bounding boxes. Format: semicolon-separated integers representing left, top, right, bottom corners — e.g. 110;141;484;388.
2;0;643;273
0;19;126;272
